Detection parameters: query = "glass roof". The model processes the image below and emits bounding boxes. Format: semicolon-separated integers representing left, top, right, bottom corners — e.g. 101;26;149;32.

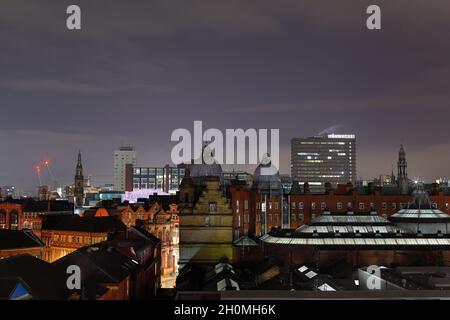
262;235;450;247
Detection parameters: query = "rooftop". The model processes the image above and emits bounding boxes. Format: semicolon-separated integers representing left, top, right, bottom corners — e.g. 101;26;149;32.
42;215;126;233
0;229;44;251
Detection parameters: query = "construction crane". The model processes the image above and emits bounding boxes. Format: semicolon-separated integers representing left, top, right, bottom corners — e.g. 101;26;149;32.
43;159;58;189
35;165;42;186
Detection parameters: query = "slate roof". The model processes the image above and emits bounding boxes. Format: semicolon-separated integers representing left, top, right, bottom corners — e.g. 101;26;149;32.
41;215;126;233
53;245;140;286
0;254;69;299
0;199;73;212
0;229;44;250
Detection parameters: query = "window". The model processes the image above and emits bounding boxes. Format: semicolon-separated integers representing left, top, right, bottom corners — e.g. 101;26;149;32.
9;210;19;229
337;202;343;210
311;202;316;210
392;202;397;210
446;203;449;210
291;214;297;222
382;202;387;210
274;202;279;210
359;203;365;210
209;202;217;213
268;214;272;223
244;200;248;210
291;202;296;210
0;210;6;228
299;214;304;221
299;202;304;210
321;202;326;210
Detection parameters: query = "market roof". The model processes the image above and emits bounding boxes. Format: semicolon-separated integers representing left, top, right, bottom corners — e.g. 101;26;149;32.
309;214;390;226
260;234;450;248
390;185;450;222
295;224;406;235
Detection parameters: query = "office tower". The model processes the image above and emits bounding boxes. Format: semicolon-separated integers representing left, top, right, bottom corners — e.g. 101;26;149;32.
126;164;185;194
291;134;356;193
113;146;137;191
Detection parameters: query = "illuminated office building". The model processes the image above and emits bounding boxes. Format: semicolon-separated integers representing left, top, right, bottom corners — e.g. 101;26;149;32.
126;164;185;194
291;134;356;193
113;146;137;192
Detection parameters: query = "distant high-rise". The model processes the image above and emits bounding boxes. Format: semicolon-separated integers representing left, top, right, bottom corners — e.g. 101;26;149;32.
74;151;84;207
291;134;356;193
113;146;137;191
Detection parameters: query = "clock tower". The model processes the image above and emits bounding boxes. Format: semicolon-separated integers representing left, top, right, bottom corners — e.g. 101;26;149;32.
74;151;84;207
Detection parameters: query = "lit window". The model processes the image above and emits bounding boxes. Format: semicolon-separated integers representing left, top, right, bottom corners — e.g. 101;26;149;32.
209;202;217;213
337;202;343;210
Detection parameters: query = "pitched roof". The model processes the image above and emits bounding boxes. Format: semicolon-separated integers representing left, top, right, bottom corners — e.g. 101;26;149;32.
53;245;140;285
0;254;69;299
0;199;73;212
0;229;44;250
0;277;31;300
42;215;126;233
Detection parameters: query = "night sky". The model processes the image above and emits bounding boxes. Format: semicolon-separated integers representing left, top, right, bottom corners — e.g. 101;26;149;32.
1;0;450;194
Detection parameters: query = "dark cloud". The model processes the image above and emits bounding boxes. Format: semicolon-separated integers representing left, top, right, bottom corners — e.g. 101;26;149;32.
1;0;450;193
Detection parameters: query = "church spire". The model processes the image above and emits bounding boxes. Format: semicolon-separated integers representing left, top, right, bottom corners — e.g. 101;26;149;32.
74;151;84;207
397;144;409;194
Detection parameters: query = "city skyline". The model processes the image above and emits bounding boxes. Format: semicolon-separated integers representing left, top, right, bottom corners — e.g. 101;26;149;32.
2;0;450;191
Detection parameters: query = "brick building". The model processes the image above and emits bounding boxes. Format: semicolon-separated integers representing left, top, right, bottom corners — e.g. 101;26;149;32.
0;199;73;237
40;214;126;262
83;197;180;288
0;229;44;259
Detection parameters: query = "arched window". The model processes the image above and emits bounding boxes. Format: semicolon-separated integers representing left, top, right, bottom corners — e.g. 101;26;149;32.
10;210;19;229
0;210;6;228
23;220;31;229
